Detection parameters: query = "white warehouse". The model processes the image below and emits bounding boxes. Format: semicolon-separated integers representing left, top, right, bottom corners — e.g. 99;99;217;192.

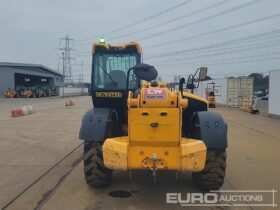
269;70;280;117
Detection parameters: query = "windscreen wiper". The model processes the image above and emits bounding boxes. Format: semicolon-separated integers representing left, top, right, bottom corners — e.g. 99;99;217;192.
97;62;118;87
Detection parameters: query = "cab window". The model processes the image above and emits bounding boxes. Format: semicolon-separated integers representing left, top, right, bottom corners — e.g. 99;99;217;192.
94;53;138;90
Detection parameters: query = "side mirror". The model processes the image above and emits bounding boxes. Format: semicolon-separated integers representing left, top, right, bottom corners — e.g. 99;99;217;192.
199;67;208;80
187;83;196;89
126;63;158;90
132;63;158;81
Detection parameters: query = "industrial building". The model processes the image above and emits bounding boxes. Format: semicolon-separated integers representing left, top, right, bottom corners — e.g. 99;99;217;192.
0;62;63;97
269;70;280;117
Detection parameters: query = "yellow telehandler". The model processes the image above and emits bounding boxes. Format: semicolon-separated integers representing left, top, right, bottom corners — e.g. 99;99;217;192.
79;40;227;190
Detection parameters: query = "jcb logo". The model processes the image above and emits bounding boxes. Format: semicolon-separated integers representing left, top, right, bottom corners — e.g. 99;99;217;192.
144;88;166;100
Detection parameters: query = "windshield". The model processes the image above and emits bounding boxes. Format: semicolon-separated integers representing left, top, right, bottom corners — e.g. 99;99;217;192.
93;53;138;90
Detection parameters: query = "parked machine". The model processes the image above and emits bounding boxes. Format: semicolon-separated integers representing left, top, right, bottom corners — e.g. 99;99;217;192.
250;96;259;114
79;40;228;190
240;96;259;114
31;86;45;98
22;88;32;98
208;91;216;108
4;89;17;98
207;82;216;108
5;85;57;98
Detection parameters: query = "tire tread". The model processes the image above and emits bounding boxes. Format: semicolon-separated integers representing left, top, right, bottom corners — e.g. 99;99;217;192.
83;142;112;188
192;150;226;190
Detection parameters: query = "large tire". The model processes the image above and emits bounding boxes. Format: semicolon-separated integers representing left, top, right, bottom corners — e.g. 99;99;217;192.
83;141;112;188
192;150;226;190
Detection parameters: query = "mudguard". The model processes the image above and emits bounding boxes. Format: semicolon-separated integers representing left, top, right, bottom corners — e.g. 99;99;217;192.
194;111;228;150
79;108;118;142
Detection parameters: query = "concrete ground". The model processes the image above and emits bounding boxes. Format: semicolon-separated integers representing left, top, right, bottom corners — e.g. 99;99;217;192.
0;96;279;210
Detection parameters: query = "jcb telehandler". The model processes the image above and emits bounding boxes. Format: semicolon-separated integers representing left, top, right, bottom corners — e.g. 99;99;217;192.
79;40;227;190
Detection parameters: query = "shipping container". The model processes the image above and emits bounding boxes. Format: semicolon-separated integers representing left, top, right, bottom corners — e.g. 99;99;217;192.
269;70;280;117
193;77;254;107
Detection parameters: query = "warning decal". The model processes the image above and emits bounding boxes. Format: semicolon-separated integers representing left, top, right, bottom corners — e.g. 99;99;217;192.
144;88;166;100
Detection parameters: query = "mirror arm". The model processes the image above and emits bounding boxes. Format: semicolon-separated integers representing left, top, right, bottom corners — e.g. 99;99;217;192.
179;78;185;96
196;68;201;90
188;68;199;94
126;67;133;90
187;74;194;94
193;68;200;83
197;79;201;90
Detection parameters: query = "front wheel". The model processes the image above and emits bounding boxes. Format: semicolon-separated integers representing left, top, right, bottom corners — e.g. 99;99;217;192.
83;141;112;188
192;150;226;190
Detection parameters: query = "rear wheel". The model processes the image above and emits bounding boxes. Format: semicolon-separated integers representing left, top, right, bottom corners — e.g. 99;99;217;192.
192;150;226;190
83;141;112;188
190;114;226;190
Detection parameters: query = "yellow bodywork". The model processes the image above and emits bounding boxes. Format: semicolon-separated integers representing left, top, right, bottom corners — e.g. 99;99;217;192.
103;137;206;171
182;91;209;105
208;96;216;107
103;82;207;172
129;108;180;146
92;42;142;54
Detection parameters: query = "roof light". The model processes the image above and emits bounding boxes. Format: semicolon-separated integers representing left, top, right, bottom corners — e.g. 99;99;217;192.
99;37;106;44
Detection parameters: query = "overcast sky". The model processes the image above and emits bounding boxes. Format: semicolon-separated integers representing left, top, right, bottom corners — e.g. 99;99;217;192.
1;0;280;82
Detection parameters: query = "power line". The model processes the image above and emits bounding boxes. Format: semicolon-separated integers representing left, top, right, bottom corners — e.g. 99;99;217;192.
146;39;280;62
76;0;195;45
74;30;280;61
157;51;280;66
144;12;280;50
77;29;280;59
75;17;280;58
157;56;280;67
75;0;163;43
104;0;194;35
108;0;232;41
144;29;280;59
41;47;59;65
134;0;264;42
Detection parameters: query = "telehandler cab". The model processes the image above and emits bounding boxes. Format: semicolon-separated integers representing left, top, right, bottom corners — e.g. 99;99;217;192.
79;40;227;190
